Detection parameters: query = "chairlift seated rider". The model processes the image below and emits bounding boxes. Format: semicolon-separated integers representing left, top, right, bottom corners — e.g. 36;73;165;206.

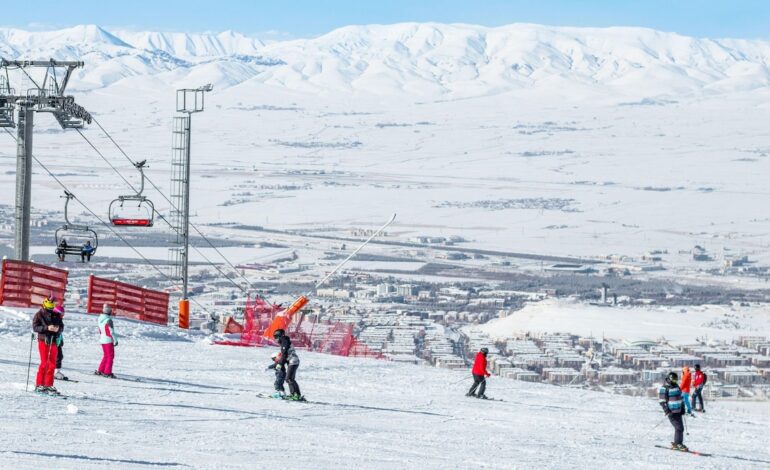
81;240;95;263
56;239;68;261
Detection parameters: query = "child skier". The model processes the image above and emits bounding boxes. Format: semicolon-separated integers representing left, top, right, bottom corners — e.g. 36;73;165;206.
95;304;118;378
466;347;491;399
266;351;287;398
680;366;693;416
272;329;302;400
691;364;708;412
659;371;687;451
31;296;64;394
53;304;69;381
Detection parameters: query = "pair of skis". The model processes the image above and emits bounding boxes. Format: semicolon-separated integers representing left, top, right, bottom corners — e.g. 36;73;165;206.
654;444;711;457
256;392;307;403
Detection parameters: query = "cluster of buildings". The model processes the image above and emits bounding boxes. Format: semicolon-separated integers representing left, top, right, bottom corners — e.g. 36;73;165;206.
443;331;770;401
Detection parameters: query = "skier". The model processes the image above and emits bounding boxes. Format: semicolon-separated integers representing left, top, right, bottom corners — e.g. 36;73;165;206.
266;351;286;398
466;347;491;399
31;296;64;394
659;371;687;451
679;366;693;416
691;364;708;412
95;304;118;378
53;303;69;381
81;240;95;263
273;329;302;400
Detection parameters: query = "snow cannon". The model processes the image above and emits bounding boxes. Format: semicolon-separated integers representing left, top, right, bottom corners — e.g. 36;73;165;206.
264;295;309;339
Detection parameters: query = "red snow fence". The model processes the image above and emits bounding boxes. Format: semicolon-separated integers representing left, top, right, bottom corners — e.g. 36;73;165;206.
86;275;169;325
216;297;383;359
0;259;69;308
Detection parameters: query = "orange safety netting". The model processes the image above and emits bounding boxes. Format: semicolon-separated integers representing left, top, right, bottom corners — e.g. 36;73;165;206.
215;297;382;359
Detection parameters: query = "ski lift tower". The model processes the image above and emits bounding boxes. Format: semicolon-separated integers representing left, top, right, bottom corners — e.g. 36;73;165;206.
170;84;212;328
0;59;91;261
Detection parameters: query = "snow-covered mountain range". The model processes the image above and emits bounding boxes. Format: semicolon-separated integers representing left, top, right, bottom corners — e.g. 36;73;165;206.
2;23;770;97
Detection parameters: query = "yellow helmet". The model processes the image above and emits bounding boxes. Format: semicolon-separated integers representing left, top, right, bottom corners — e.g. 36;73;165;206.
42;298;55;310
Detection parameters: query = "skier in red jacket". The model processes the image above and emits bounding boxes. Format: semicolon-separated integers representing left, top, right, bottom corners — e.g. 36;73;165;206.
466;347;491;399
691;364;708;412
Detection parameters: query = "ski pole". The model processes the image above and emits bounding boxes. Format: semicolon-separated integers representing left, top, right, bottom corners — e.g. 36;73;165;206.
633;415;666;445
450;375;468;386
683;415;689;436
25;333;34;392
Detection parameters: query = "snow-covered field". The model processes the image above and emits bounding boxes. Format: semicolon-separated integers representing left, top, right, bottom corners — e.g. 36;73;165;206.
1;308;769;469
476;298;770;343
3;23;770;274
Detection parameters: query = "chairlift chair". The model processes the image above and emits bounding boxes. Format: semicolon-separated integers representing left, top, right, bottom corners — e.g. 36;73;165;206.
109;160;155;227
54;191;98;258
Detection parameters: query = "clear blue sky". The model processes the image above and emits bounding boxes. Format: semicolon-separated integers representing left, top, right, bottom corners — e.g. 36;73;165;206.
3;0;769;39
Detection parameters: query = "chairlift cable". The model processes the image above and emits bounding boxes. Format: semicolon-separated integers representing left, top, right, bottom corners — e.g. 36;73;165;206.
73;127;249;294
89;117;258;292
2;128;212;315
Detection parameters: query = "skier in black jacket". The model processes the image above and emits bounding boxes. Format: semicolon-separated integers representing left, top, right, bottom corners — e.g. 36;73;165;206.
31;296;64;394
659;372;687;451
273;329;303;400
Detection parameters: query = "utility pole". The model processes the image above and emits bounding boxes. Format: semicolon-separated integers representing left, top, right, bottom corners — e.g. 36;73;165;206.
0;59;90;261
170;84;212;328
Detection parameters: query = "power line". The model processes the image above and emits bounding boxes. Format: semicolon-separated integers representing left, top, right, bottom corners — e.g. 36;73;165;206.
2;127;212;316
73;127;250;295
88;116;258;293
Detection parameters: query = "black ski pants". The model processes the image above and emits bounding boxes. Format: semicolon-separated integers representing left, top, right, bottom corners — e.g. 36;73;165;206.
286;364;300;396
668;412;684;445
467;374;486;397
691;386;705;411
56;340;63;369
274;367;286;392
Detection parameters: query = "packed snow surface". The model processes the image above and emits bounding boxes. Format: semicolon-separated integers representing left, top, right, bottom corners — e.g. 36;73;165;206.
1;309;769;469
475;298;770;342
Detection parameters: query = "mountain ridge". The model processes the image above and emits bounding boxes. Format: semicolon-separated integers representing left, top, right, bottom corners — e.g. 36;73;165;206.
1;22;769;97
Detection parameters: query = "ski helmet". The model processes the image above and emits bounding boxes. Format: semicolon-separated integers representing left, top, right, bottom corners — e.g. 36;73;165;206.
667;371;678;382
273;329;286;339
480;347;489;355
271;351;281;360
42;297;55;310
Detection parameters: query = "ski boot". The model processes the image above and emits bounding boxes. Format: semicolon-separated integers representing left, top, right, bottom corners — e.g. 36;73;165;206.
45;386;61;395
477;394;489;400
103;373;116;379
55;370;68;381
671;443;688;452
286;393;306;402
465;392;475;397
94;370;103;376
34;385;48;394
271;391;285;399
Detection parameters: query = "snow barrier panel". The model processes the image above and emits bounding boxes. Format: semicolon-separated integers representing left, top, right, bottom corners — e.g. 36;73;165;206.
86;275;169;325
0;259;69;308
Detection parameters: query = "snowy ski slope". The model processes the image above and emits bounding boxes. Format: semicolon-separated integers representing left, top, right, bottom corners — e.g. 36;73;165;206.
1;308;769;469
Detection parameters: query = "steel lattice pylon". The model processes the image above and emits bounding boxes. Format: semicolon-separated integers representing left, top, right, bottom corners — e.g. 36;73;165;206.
1;59;91;260
168;85;212;302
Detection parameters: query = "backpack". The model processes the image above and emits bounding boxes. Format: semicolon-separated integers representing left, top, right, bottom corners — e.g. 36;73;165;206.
702;372;708;385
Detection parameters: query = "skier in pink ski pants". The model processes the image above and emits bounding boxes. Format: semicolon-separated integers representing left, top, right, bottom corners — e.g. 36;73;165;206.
95;304;118;378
